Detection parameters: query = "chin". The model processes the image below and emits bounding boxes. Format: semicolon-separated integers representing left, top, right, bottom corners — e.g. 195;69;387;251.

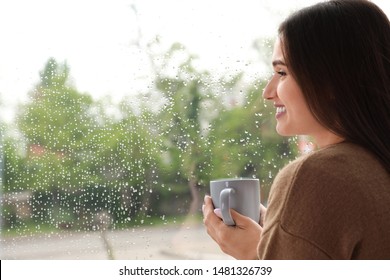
276;126;291;137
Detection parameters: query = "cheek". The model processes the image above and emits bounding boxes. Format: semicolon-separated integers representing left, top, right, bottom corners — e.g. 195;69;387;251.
280;87;314;123
277;83;293;104
279;82;304;107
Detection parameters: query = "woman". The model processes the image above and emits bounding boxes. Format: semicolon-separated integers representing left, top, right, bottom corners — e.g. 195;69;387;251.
203;0;390;260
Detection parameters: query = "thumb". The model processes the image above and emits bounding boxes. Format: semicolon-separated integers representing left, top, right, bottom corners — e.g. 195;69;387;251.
229;209;255;228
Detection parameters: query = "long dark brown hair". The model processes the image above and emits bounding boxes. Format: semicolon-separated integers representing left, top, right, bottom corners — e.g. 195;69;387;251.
278;0;390;172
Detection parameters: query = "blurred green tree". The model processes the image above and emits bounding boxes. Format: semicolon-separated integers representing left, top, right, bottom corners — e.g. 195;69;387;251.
153;43;215;217
17;58;95;192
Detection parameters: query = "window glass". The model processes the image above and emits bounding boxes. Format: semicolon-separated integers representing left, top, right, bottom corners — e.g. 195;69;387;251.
1;0;388;260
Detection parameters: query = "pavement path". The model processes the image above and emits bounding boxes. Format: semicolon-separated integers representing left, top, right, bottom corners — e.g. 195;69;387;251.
0;223;233;260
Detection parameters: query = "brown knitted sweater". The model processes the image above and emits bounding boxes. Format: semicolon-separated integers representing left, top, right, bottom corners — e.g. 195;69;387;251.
258;142;390;259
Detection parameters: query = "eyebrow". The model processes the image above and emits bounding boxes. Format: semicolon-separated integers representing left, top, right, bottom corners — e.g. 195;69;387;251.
272;60;287;67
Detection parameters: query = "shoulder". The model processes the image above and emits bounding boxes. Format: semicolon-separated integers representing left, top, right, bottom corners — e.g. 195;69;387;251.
262;142;390;259
280;141;387;187
276;142;386;229
266;142;387;234
267;142;389;220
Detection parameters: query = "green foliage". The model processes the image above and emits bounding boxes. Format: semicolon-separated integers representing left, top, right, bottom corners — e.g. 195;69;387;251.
154;44;214;185
2;139;25;192
6;58;163;230
18;59;94;153
2;41;298;232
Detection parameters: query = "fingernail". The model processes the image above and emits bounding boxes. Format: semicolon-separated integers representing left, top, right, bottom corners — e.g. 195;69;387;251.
214;208;222;219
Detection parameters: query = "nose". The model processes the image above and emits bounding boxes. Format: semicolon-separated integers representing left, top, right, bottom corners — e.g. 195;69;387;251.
263;75;277;100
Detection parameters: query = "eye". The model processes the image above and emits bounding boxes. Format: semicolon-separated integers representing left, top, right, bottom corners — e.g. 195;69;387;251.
276;70;287;77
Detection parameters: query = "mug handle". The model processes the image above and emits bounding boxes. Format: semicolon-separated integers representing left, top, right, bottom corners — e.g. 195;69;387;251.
220;188;235;226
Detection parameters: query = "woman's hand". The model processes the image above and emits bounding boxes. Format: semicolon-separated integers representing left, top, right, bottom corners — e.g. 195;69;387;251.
202;195;264;260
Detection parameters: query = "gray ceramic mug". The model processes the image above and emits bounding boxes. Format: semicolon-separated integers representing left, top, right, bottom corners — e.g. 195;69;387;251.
210;178;260;226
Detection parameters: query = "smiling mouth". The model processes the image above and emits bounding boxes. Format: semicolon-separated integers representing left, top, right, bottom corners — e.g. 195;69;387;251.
276;107;286;114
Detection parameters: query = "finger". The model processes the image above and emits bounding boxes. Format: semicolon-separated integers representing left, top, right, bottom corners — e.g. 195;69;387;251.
204;195;213;205
229;209;258;228
213;208;222;219
203;209;225;243
203;196;223;225
202;196;214;215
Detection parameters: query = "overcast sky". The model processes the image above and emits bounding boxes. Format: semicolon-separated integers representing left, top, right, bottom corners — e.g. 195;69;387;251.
1;0;389;123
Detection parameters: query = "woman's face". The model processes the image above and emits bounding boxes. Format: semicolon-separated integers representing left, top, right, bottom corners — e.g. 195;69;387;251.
263;39;329;142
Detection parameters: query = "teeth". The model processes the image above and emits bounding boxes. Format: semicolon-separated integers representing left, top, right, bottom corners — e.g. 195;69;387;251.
276;107;286;114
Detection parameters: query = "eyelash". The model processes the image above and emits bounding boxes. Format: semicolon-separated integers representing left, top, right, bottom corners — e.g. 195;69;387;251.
276;70;287;77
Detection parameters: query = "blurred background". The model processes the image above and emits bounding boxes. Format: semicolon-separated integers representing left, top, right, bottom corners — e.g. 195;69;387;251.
1;0;389;259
